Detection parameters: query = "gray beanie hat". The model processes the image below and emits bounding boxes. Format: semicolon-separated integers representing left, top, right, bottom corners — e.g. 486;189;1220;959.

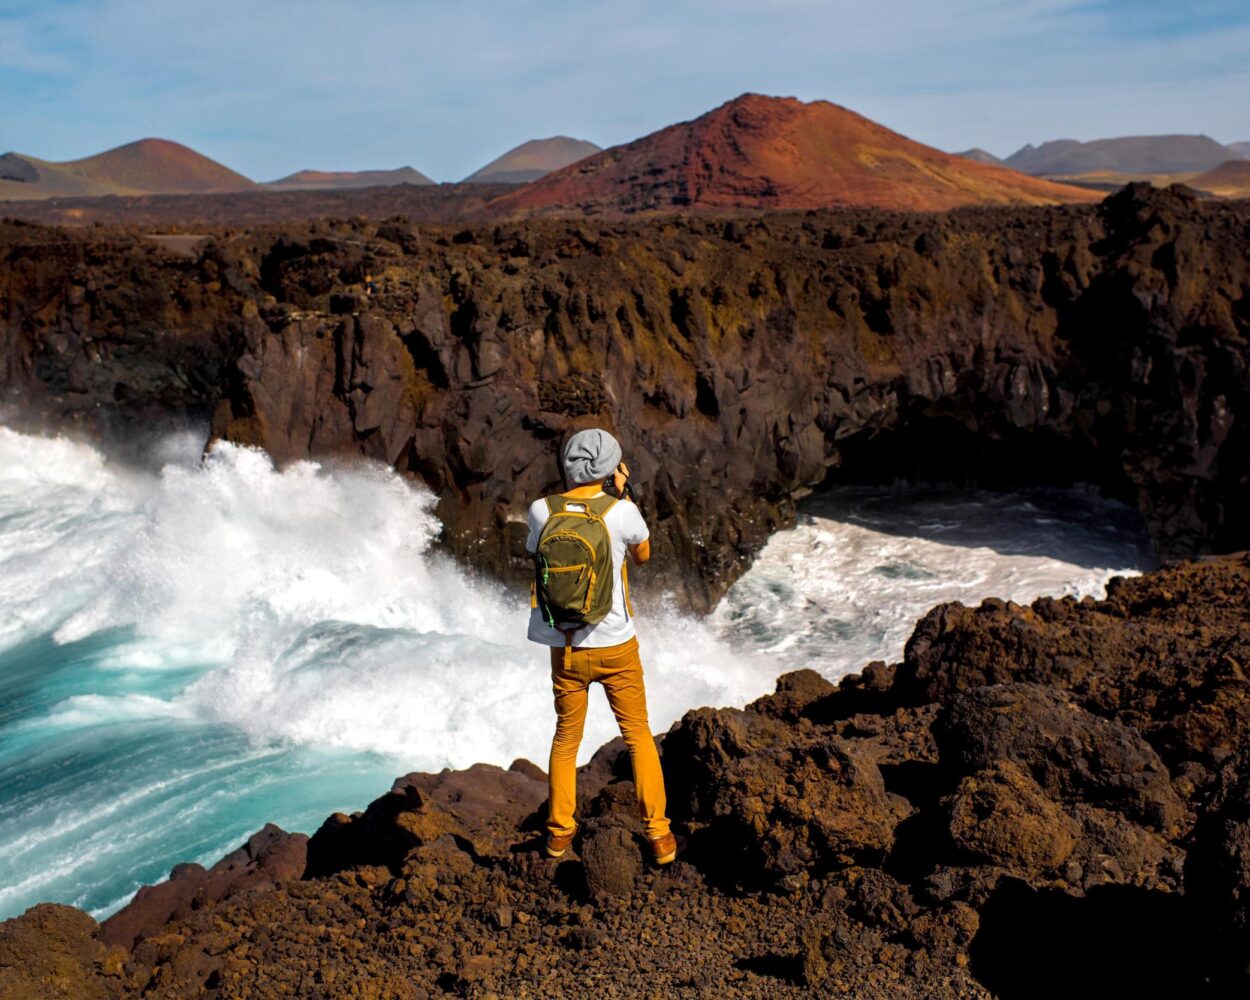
562;428;622;485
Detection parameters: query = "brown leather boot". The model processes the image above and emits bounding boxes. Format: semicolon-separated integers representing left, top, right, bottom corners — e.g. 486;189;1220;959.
650;831;686;865
546;826;577;858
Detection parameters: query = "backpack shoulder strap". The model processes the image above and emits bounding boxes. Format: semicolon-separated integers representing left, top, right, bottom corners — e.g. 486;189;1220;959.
585;494;619;518
544;495;567;516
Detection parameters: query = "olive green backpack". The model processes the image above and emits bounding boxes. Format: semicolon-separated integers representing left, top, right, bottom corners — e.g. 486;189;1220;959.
534;494;618;641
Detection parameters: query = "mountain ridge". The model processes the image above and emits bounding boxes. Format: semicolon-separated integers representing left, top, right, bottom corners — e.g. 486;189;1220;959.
1005;134;1239;177
264;167;434;190
491;94;1099;216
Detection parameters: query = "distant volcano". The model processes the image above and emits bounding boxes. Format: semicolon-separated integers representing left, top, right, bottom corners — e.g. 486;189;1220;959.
264;167;434;191
490;94;1097;215
464;137;601;184
1005;135;1240;177
1189;160;1250;198
955;148;1005;166
0;139;254;200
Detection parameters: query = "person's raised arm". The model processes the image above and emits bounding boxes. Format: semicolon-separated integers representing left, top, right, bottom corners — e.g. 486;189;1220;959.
615;461;650;563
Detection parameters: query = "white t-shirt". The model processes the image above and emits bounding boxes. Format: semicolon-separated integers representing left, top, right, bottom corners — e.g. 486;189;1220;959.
525;493;650;648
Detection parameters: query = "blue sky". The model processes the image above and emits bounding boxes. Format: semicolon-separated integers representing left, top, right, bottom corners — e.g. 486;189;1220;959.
1;0;1248;182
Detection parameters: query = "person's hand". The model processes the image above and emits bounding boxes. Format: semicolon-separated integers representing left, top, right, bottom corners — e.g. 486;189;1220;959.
612;461;630;497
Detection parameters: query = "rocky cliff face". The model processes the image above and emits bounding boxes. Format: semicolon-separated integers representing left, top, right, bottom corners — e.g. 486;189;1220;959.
3;184;1249;610
4;556;1249;997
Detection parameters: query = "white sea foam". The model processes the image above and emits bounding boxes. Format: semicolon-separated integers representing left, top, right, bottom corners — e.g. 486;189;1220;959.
4;432;774;770
712;487;1149;677
26;693;198;730
0;428;146;650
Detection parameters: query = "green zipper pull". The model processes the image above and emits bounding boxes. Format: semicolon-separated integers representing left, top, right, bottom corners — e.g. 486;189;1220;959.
540;556;553;626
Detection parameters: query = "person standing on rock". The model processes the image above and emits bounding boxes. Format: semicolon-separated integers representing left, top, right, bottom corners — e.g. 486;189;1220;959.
526;428;682;866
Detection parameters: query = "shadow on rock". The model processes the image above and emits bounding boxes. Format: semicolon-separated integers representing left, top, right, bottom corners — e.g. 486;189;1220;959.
969;878;1224;999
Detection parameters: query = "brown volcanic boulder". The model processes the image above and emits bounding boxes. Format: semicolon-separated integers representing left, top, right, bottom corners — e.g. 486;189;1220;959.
932;684;1188;893
942;763;1180;892
580;818;645;902
99;824;306;950
902;555;1250;778
665;705;906;882
946;762;1082;872
0;904;119;1000
304;762;546;877
748;668;836;722
934;683;1188;836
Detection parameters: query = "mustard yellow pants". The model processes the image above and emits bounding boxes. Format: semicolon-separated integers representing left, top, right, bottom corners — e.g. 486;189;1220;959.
547;636;671;840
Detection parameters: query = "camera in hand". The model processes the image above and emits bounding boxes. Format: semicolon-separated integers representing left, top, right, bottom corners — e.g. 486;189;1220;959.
604;476;636;502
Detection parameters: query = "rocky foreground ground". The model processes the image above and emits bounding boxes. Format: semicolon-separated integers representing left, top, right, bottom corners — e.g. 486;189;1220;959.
3;555;1249;998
